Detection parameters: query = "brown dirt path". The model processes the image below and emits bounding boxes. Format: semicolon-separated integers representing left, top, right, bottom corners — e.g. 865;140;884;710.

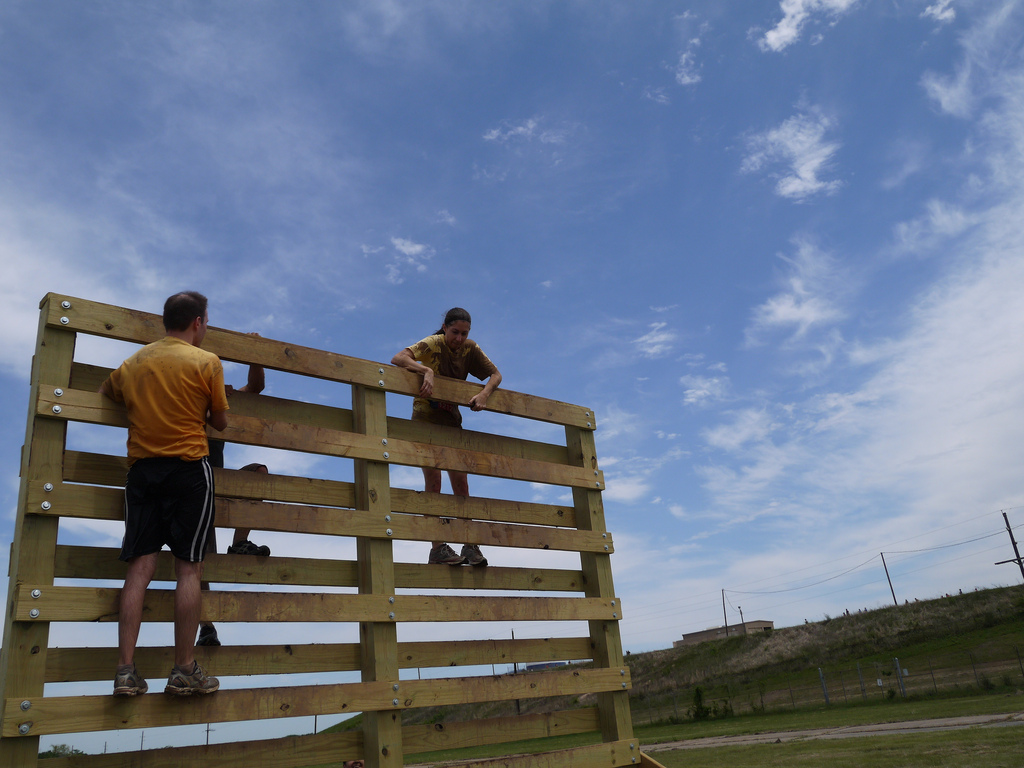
642;711;1024;751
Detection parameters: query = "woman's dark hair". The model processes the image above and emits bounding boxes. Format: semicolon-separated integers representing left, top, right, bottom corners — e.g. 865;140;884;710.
434;307;471;335
163;291;208;332
239;463;268;473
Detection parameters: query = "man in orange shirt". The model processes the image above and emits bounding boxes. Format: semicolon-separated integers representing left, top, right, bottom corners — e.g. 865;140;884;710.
100;291;229;697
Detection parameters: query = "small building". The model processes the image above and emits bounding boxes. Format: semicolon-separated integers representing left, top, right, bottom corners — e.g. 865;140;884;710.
673;620;774;647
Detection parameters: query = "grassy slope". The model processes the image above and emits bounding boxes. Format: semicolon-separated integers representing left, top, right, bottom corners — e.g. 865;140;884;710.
326;585;1024;735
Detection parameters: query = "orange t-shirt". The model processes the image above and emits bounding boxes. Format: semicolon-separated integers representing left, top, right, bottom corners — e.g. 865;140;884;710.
104;336;228;462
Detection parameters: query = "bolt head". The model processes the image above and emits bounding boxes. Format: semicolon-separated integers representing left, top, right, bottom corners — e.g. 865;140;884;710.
54;388;64;397
388;612;395;620
386;528;393;536
382;452;389;459
20;700;31;711
378;380;385;387
52;405;62;414
61;300;71;309
31;589;41;599
60;316;69;325
29;609;39;618
19;723;30;735
392;698;399;706
43;483;53;492
41;501;51;511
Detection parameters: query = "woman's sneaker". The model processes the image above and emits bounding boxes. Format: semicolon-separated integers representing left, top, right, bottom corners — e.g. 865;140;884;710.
165;661;219;696
428;543;466;565
113;664;148;696
461;544;488;567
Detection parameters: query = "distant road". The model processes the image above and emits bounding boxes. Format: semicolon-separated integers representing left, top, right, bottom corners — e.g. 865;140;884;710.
643;711;1024;751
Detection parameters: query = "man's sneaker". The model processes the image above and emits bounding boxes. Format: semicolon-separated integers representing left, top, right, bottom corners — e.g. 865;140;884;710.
227;539;270;556
113;664;148;696
428;543;466;565
196;624;221;647
165;661;219;696
461;544;488;567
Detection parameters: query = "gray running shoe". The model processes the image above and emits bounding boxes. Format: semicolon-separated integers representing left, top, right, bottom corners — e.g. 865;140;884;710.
227;540;270;556
164;661;220;696
461;544;488;567
113;664;148;696
428;543;466;565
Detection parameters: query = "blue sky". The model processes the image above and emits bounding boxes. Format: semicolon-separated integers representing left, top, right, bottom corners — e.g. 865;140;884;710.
4;0;1024;751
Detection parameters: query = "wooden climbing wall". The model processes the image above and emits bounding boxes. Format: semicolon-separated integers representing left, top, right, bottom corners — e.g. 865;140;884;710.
0;293;637;768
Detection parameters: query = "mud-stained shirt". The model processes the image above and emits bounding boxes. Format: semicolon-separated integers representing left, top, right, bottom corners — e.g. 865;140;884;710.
103;336;228;463
405;334;498;423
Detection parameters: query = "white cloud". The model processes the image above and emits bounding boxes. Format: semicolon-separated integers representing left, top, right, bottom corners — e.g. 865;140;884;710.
893;199;979;254
756;0;861;53
384;236;435;284
483;117;573;146
675;50;702;87
643;86;670;105
633;321;676;358
746;238;846;345
435;209;456;225
703;408;776;452
741;109;842;201
922;63;974;118
922;0;956;24
680;374;729;406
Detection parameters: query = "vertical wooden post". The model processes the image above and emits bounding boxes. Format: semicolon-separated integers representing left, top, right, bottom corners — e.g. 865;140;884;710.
566;425;633;743
352;385;401;768
0;296;76;768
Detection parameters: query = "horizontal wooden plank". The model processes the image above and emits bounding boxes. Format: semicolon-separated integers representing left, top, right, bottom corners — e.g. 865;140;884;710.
403;707;601;754
33;483;610;553
14;585;621;623
4;668;630;736
64;450;578;527
40;388;605;489
45;293;596;429
54;545;586;592
33;730;363;768
46;637;593;683
72;361;572;465
449;739;638;768
27;710;603;768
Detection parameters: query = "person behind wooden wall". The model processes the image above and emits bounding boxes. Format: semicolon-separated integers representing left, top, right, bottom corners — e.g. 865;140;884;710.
391;307;502;566
99;291;227;697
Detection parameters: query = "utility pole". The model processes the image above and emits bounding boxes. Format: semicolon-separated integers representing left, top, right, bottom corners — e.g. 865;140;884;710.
738;605;746;634
880;552;897;606
721;589;729;637
994;512;1024;583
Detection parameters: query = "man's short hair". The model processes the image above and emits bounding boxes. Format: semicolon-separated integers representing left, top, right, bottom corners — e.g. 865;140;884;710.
163;291;209;332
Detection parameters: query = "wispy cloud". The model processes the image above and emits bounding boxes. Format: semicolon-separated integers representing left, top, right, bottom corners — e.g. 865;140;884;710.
672;12;708;86
746;238;846;345
680;374;730;406
483;117;572;145
383;236;435;284
756;0;861;53
922;1;956;24
741;108;842;201
633;322;676;358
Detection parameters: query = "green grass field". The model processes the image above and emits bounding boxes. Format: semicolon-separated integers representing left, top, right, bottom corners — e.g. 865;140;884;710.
650;728;1023;768
390;690;1024;766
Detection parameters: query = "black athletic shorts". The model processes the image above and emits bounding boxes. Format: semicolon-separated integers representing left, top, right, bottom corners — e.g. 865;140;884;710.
120;456;216;563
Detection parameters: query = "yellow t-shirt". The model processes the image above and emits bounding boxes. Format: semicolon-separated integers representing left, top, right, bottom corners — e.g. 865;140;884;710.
405;334;497;422
104;336;228;462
